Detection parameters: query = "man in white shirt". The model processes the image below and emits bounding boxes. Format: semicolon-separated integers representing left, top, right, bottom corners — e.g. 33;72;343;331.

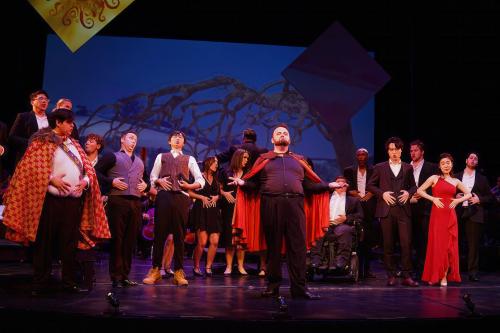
367;137;419;287
310;175;363;272
143;130;204;286
455;152;493;281
408;140;438;276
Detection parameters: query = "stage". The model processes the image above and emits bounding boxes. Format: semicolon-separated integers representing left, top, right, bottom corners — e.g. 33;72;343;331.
0;253;499;331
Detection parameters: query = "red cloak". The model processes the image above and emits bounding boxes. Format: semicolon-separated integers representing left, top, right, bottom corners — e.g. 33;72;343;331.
232;151;329;252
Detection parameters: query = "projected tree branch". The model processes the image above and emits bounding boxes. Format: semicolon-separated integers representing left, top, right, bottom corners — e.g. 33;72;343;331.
76;76;334;160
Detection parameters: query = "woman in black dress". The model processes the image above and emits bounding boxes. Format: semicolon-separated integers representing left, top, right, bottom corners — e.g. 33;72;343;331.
189;156;221;276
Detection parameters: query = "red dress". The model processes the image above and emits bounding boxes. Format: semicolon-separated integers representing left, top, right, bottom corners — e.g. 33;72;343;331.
422;178;461;284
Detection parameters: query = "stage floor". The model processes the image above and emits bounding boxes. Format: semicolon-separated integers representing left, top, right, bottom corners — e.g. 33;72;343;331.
1;254;499;330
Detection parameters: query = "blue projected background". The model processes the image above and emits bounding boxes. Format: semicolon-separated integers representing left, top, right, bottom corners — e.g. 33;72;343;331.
43;34;374;180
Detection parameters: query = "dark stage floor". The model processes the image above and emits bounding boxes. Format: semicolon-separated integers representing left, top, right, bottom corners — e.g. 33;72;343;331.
1;252;499;331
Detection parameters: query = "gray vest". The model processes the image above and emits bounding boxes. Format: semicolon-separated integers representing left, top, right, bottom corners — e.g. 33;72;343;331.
108;151;145;197
159;153;190;192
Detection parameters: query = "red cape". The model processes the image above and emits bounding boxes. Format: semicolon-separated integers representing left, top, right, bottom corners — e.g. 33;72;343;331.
232;152;329;252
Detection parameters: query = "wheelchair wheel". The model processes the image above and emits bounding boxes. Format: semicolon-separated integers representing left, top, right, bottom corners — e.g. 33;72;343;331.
350;254;359;282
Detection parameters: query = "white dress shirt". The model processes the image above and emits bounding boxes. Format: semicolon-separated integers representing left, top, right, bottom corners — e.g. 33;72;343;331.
411;159;424;185
389;159;402;177
357;168;367;197
329;192;346;225
461;170;476;207
35;114;49;130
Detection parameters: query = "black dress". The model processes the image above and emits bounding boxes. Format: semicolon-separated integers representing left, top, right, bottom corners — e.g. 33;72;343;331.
189;175;222;234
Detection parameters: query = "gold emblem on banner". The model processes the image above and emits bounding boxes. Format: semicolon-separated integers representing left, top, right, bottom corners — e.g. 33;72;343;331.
29;0;135;52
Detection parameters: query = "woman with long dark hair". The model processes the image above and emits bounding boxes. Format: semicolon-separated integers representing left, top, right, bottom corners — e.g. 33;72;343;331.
417;153;471;286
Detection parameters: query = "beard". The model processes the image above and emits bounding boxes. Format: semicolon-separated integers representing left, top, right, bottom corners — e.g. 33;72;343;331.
274;138;290;147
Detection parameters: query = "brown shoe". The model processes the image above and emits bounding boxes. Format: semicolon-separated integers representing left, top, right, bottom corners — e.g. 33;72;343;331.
387;276;397;286
143;267;162;285
402;277;419;287
173;269;188;286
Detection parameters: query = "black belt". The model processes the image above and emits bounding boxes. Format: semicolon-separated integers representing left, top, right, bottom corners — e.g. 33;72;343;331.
262;192;304;198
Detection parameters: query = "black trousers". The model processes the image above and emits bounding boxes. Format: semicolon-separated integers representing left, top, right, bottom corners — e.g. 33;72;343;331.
359;199;376;276
107;195;142;282
310;223;353;267
261;195;306;295
152;191;191;270
380;206;413;278
33;193;83;289
411;210;430;273
464;219;483;274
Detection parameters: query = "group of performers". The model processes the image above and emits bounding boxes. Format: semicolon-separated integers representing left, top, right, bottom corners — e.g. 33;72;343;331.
1;91;495;298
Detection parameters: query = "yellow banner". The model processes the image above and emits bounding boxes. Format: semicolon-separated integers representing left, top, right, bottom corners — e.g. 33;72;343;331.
29;0;135;52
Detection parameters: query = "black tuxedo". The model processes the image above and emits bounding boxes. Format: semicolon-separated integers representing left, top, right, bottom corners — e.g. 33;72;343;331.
8;111;79;168
455;170;493;275
367;161;417;278
410;160;438;272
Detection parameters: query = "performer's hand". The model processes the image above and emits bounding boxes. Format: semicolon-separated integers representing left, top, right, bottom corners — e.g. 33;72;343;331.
334;215;347;224
397;190;410;204
201;196;211;208
156;177;173;191
328;181;344;189
432;197;444;208
449;198;461;209
50;174;71;195
222;191;236;204
228;177;244;186
112;177;128;190
178;179;194;190
469;193;480;205
137;179;147;192
74;179;88;195
456;192;464;199
0;144;4;156
211;195;219;204
382;191;396;205
361;192;374;202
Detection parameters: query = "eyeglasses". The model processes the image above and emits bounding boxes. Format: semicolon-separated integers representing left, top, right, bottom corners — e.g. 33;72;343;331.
34;97;50;102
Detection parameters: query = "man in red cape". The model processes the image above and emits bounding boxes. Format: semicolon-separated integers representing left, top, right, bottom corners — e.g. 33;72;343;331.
231;124;342;300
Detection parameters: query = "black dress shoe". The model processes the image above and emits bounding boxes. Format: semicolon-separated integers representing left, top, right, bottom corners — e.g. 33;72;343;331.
261;287;279;297
469;274;480;282
387;276;397;286
401;277;419;287
120;279;139;287
291;291;321;300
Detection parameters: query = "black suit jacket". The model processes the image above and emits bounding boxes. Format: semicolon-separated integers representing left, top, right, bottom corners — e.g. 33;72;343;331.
455;170;493;223
344;195;364;225
367;161;417;218
411;161;439;216
343;164;374;193
8;111;79;165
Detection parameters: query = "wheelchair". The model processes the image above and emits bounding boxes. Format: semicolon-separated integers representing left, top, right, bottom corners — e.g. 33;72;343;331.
306;220;364;282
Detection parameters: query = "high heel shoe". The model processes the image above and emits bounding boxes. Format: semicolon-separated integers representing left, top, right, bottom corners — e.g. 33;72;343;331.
223;267;232;276
238;267;248;276
440;277;447;287
193;268;203;277
205;267;213;277
258;269;266;277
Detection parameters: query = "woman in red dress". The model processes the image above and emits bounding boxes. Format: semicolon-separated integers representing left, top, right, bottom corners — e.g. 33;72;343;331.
417;153;471;286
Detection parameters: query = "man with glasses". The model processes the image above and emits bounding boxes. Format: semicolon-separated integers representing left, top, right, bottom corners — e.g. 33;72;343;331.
8;90;51;168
